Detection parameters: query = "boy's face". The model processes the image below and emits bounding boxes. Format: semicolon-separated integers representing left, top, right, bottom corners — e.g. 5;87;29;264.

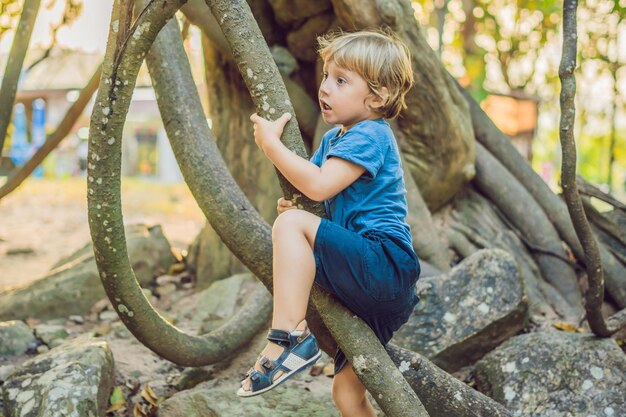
318;60;382;131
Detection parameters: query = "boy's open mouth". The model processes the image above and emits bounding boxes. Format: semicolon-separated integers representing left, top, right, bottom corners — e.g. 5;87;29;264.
320;100;332;110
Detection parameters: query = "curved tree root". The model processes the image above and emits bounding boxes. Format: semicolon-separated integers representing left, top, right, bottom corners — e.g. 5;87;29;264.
474;143;582;318
447;227;479;259
87;0;275;367
452;189;561;321
387;345;514;417
456;79;626;308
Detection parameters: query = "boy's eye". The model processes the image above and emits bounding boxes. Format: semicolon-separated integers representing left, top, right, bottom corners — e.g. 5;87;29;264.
322;72;328;80
337;77;346;85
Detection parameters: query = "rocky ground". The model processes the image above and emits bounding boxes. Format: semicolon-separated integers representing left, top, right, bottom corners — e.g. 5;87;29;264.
1;177;625;417
0;177;343;416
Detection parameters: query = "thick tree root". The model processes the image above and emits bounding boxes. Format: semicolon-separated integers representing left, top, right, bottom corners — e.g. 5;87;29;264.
387;344;514;417
474;143;582;318
458;81;626;308
452;189;561;321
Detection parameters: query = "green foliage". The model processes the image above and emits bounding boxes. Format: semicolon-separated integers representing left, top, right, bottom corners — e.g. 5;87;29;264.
0;0;22;40
0;0;83;43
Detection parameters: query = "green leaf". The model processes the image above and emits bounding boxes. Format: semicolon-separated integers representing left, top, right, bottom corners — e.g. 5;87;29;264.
110;386;125;405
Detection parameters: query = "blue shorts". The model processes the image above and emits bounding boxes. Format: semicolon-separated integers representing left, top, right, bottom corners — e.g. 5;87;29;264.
313;218;421;374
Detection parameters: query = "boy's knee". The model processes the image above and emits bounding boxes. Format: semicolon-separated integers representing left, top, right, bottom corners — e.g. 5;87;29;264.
272;209;304;235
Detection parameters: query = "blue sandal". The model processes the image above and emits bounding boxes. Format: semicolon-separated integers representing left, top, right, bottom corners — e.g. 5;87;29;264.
237;320;321;397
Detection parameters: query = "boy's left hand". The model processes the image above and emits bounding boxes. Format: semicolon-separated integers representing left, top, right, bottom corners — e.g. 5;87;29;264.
250;112;292;153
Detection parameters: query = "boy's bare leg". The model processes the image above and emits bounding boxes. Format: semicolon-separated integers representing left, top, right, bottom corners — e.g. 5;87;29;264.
333;364;377;417
240;209;322;392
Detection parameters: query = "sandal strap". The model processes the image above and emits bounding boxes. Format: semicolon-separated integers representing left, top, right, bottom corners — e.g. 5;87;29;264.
258;355;276;372
267;323;311;347
267;329;292;347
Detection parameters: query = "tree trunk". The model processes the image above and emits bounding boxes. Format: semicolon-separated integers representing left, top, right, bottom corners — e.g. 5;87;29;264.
186;32;282;287
329;0;476;211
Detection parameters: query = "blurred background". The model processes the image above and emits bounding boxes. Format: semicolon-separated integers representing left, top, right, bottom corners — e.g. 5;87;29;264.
0;0;624;194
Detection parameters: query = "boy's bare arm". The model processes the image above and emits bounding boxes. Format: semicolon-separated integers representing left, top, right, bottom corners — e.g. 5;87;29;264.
251;113;365;202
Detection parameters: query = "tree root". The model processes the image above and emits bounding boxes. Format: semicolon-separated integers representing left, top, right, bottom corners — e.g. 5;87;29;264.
452;189;561;321
456;79;626;308
474;143;582;318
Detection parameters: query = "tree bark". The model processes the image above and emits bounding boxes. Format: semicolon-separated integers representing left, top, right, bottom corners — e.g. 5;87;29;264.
457;80;626;308
558;0;626;335
388;345;514;417
86;0;276;367
474;142;583;318
394;126;451;271
0;0;41;152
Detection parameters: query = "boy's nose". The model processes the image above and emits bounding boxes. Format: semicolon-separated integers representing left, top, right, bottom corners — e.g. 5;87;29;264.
319;80;329;96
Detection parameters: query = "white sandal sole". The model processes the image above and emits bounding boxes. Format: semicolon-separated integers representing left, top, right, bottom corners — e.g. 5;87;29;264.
236;350;322;398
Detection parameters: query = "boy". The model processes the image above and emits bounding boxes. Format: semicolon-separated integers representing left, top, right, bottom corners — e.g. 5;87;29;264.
238;30;420;417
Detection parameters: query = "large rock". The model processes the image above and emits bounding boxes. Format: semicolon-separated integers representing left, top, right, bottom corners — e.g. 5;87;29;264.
0;224;176;320
474;331;626;417
158;381;339;417
2;337;115;417
173;272;256;334
0;321;37;358
391;249;528;372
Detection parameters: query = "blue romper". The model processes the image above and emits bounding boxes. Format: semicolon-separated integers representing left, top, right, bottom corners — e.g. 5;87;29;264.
310;118;421;374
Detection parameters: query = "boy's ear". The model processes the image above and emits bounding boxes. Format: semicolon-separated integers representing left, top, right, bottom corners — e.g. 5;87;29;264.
369;87;390;110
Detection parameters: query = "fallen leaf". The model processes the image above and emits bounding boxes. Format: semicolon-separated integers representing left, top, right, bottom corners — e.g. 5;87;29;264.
553;322;581;332
141;385;159;406
168;262;186;275
93;323;112;336
106;387;126;414
133;403;147;417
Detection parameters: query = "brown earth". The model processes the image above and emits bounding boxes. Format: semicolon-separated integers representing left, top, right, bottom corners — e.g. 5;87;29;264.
0;176;206;290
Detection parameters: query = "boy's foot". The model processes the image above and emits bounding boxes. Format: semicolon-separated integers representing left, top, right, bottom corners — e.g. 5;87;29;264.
239;320;308;393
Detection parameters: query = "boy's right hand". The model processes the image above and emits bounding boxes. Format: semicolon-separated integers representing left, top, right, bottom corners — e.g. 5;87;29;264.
277;197;295;214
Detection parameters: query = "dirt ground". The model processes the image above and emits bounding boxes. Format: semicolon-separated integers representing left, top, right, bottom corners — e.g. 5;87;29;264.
0;176;206;290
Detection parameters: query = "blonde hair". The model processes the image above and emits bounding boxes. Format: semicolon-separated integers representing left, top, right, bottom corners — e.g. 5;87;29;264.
317;30;414;120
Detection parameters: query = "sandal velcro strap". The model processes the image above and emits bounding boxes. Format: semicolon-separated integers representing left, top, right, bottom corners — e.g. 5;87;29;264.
267;329;292;347
258;355;276;371
249;369;261;382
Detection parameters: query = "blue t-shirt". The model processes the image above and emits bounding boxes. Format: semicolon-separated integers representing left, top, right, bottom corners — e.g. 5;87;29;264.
310;119;414;253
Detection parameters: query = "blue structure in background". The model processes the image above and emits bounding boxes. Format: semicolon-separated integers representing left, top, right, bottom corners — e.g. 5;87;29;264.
31;98;46;177
9;103;30;168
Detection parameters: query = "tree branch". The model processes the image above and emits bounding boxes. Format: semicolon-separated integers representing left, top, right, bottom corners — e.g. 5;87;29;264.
0;0;41;152
0;64;102;201
204;0;428;414
558;0;625;335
